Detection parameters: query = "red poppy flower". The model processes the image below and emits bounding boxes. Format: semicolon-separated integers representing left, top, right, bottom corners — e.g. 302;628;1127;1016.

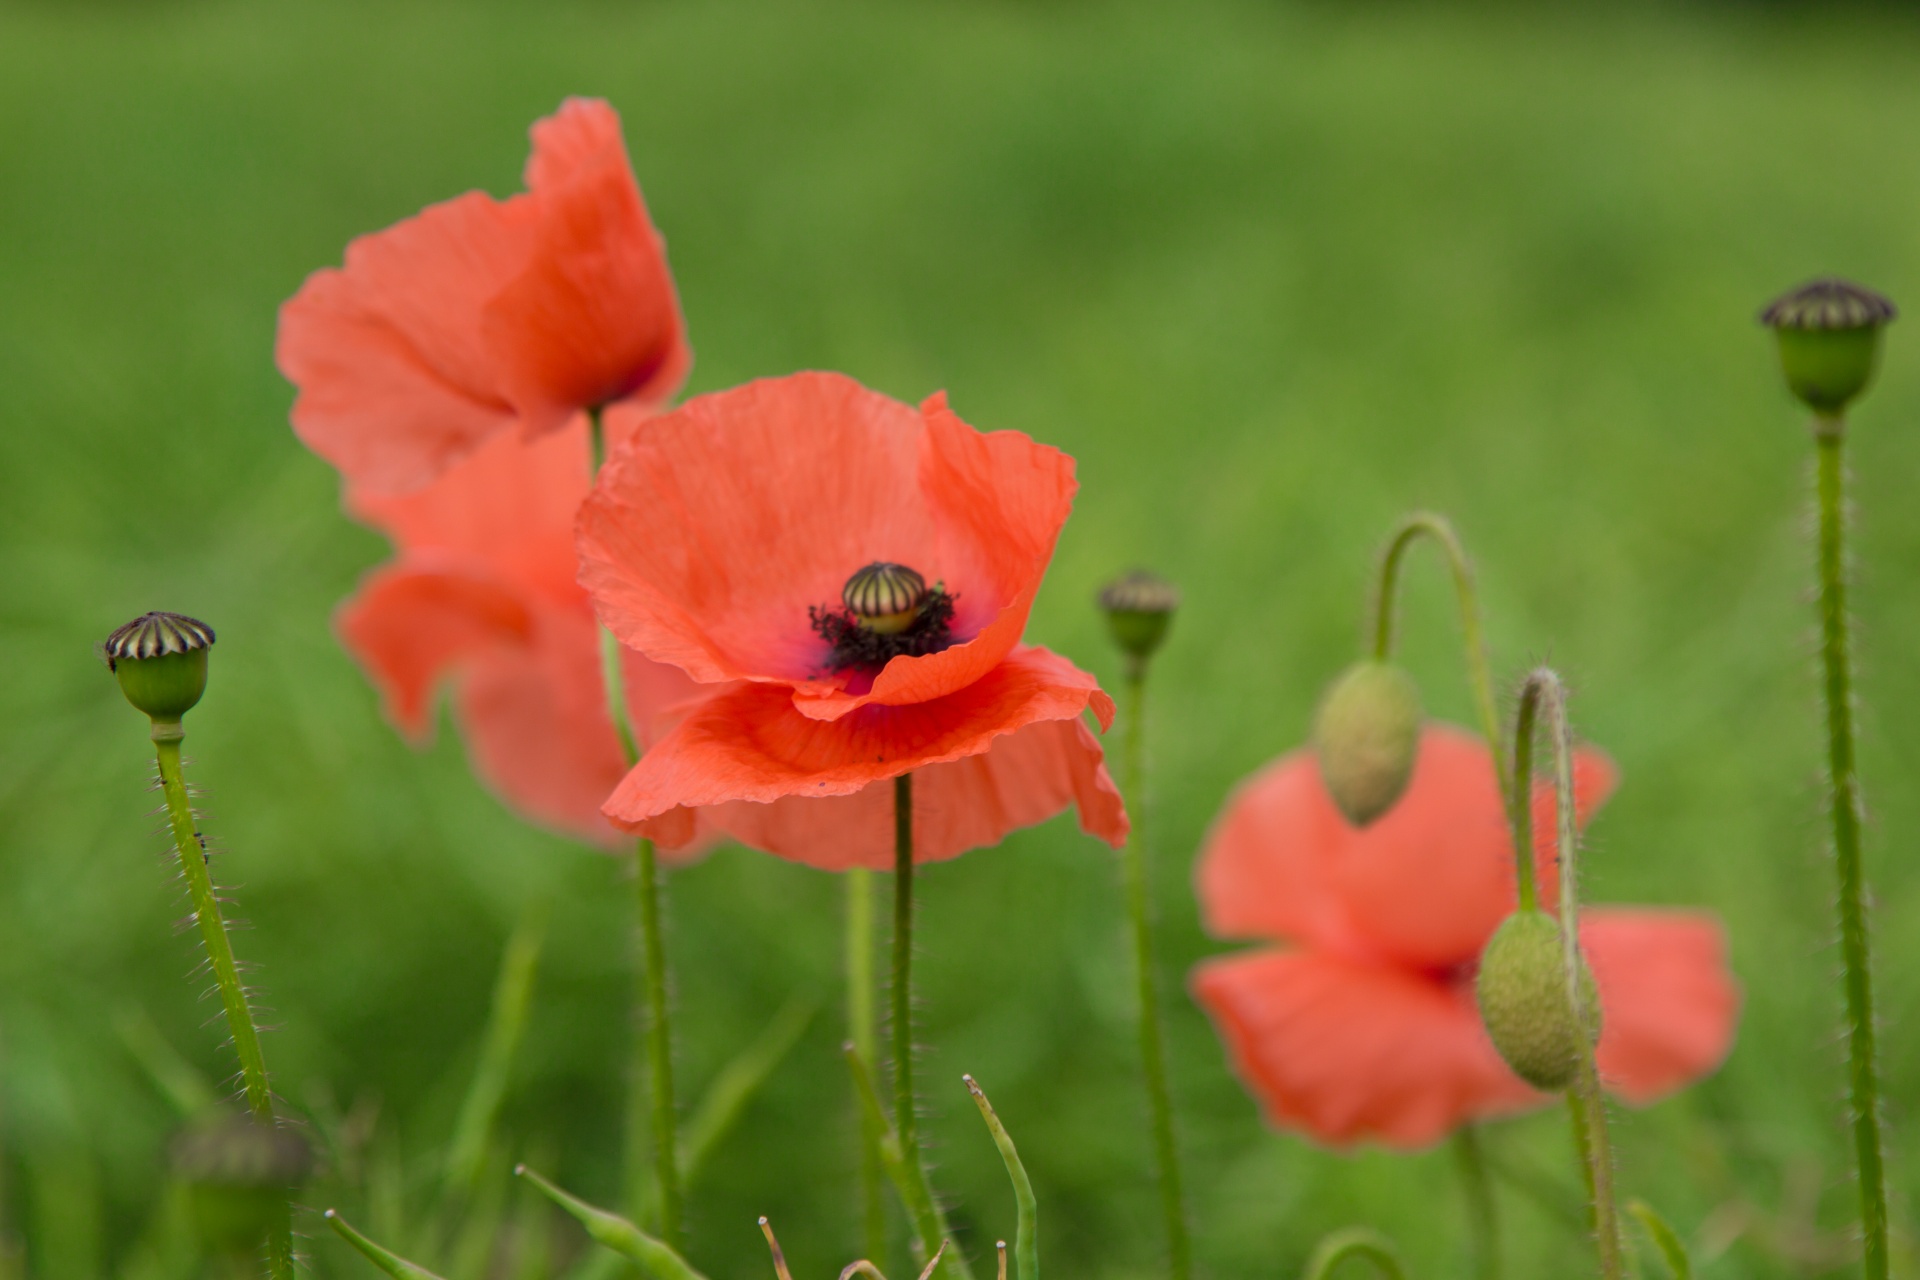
1192;724;1738;1149
277;97;690;495
576;371;1129;868
337;410;715;850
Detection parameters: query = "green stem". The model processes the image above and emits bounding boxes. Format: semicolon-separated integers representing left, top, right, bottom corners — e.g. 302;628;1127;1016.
1369;512;1505;781
590;406;683;1250
1452;1127;1499;1280
1301;1228;1408;1280
1813;424;1890;1280
849;869;890;1270
153;731;294;1280
1118;670;1192;1280
891;773;918;1171
1509;671;1620;1280
965;1077;1037;1280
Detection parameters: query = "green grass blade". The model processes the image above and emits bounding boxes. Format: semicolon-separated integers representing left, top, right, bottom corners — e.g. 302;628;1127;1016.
678;997;814;1187
325;1209;450;1279
964;1076;1036;1280
844;1043;967;1279
115;1007;219;1119
515;1164;708;1280
1626;1201;1692;1280
444;900;548;1199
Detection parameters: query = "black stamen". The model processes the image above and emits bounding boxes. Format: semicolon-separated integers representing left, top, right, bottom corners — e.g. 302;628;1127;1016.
810;586;958;673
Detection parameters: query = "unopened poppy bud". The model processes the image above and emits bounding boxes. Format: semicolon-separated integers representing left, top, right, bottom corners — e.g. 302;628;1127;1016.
169;1112;311;1257
1475;909;1601;1092
102;612;214;726
844;562;929;635
1312;661;1421;826
1760;278;1896;417
1097;570;1180;669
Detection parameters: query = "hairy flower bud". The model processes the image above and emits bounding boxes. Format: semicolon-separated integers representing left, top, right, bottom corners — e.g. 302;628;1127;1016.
1312;661;1421;826
1475;909;1600;1092
170;1112;311;1257
102;612;215;726
1760;278;1897;417
1097;570;1179;670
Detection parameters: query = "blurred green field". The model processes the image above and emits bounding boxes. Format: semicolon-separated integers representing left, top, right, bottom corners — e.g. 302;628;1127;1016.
5;0;1920;1275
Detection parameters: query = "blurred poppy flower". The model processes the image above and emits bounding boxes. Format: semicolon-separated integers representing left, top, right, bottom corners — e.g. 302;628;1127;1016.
338;411;715;850
576;371;1129;868
1192;724;1738;1149
278;97;690;495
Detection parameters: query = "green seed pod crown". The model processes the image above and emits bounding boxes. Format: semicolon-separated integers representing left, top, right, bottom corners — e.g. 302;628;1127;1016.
1097;570;1180;665
102;611;215;722
1475;909;1601;1092
843;562;929;636
1312;660;1422;827
1760;278;1897;416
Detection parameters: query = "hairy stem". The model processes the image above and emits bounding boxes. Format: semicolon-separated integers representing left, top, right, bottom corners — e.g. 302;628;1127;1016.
848;869;889;1269
154;732;293;1279
1510;670;1620;1280
1813;424;1889;1280
1118;670;1192;1280
1452;1126;1500;1280
591;407;683;1249
892;774;917;1170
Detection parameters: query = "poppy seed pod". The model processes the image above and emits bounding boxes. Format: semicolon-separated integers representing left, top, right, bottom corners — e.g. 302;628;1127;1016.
169;1113;311;1258
1475;909;1601;1092
844;562;930;636
1097;570;1180;668
1312;661;1421;826
1760;278;1896;417
102;612;214;724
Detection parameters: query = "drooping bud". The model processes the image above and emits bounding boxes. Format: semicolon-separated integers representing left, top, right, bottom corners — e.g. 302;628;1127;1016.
1312;661;1421;826
1475;909;1601;1092
169;1112;311;1258
1759;278;1896;417
1097;570;1180;672
102;612;214;725
844;562;929;636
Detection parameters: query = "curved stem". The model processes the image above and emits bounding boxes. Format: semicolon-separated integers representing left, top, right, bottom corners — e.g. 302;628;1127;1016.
1118;670;1192;1280
1509;670;1620;1280
1452;1127;1499;1280
848;869;889;1269
153;732;293;1279
1301;1228;1408;1280
591;407;682;1250
1813;424;1889;1280
891;774;917;1166
1369;513;1505;783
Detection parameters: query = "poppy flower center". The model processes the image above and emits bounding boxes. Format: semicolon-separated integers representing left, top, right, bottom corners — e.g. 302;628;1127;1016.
809;561;958;673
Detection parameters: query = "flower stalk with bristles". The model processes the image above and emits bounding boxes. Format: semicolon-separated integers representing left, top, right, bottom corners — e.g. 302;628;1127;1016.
103;613;295;1280
1096;570;1190;1280
1761;277;1897;1280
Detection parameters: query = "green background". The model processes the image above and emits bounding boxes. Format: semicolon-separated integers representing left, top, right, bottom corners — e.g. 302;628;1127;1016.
4;0;1919;1275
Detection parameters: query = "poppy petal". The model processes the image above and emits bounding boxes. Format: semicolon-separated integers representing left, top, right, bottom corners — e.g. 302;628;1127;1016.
337;563;534;738
1336;728;1617;970
578;374;1076;718
1584;909;1740;1104
604;646;1123;863
279;191;536;494
1192;949;1542;1150
789;393;1078;721
484;98;691;438
690;715;1124;868
347;416;593;603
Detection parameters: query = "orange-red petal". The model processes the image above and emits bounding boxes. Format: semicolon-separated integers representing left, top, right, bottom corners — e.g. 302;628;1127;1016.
578;373;1076;715
1195;724;1617;971
279;191;535;494
1584;909;1740;1104
338;563;535;739
1192;949;1542;1150
603;645;1123;865
484;98;691;438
